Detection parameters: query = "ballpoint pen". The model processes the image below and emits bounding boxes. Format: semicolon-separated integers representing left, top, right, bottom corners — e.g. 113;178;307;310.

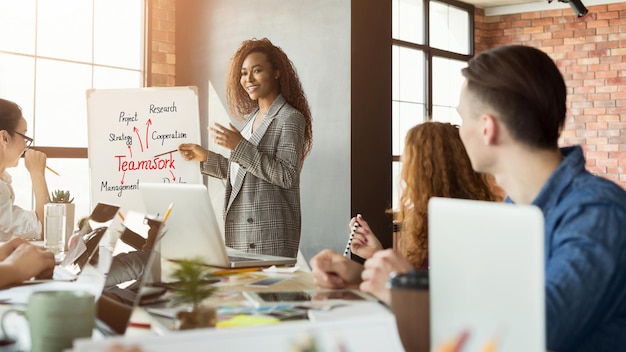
343;216;361;257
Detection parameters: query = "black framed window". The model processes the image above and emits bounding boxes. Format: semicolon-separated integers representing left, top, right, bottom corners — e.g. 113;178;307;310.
0;0;145;220
392;0;474;208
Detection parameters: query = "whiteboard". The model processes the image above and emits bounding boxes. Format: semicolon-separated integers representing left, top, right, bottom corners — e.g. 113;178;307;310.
86;86;203;215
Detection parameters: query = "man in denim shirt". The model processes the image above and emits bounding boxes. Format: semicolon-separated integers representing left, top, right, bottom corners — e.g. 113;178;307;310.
457;45;626;352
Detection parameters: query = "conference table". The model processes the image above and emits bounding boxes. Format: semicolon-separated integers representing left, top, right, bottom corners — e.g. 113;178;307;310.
125;267;317;335
74;264;403;352
0;239;402;352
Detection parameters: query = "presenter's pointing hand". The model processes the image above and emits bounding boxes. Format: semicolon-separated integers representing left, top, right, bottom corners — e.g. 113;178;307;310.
178;143;208;162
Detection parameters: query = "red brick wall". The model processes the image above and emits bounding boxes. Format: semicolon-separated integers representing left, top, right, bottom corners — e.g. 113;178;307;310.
150;0;176;87
475;4;626;189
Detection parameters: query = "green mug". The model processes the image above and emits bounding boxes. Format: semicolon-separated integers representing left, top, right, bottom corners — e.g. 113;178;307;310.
1;290;95;352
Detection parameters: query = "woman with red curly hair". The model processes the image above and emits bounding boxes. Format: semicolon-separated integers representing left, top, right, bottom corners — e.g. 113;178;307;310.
178;38;312;258
350;122;502;268
310;121;502;305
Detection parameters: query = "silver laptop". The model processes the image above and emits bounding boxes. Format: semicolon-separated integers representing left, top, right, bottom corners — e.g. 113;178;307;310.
428;197;545;352
139;182;296;268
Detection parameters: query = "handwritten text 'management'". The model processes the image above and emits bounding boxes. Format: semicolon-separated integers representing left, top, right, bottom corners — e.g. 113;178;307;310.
115;155;175;172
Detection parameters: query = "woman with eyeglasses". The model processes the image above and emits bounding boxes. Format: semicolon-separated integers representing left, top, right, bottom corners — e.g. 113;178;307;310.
0;98;50;241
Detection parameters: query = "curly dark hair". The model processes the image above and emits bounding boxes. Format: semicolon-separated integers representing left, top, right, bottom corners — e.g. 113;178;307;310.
226;38;313;161
396;121;502;267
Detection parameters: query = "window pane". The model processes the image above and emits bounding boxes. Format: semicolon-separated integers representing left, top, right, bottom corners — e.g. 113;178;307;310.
94;67;143;89
34;59;92;147
429;1;470;55
393;46;424;103
392;46;399;101
0;0;36;55
45;159;91;228
94;0;143;69
393;101;424;155
0;53;36;124
432;106;462;125
392;161;402;210
37;0;93;62
13;159;91;231
432;56;465;108
392;0;424;44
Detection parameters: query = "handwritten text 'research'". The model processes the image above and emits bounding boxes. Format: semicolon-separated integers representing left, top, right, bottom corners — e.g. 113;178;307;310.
150;102;177;113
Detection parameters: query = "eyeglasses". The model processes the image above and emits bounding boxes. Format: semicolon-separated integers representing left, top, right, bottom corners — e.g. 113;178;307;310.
13;131;33;149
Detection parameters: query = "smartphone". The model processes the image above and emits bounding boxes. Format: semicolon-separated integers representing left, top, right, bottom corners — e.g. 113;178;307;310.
243;289;375;307
246;277;288;287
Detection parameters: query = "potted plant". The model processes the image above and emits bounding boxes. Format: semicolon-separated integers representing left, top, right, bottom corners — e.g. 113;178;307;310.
48;190;75;250
168;258;218;330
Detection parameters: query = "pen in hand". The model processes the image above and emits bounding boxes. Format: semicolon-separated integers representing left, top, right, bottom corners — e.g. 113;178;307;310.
153;149;179;158
45;166;60;176
343;216;361;257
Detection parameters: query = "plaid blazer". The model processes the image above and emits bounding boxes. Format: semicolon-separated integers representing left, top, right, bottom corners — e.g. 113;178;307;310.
201;95;305;258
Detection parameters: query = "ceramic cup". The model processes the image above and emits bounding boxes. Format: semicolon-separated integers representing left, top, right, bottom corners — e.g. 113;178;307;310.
1;290;95;352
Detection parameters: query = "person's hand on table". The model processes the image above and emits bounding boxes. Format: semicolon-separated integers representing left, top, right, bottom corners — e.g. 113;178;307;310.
310;249;363;289
1;238;55;281
0;237;28;261
349;214;383;259
360;249;413;305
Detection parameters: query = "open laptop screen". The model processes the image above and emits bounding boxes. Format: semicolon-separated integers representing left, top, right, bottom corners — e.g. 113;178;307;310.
95;211;164;335
140;182;296;268
428;198;545;351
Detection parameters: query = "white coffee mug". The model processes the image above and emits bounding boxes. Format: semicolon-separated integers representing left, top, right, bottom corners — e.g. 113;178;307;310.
1;290;95;352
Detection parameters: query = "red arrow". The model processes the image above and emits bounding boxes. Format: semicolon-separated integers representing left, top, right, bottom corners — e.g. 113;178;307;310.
128;145;133;158
121;172;126;185
169;170;176;181
133;126;144;152
145;119;152;149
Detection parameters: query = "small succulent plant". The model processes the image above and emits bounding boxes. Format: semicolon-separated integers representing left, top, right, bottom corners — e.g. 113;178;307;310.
168;257;217;311
49;190;74;203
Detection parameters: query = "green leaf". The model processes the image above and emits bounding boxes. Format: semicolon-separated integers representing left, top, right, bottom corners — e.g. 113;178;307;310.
167;258;217;310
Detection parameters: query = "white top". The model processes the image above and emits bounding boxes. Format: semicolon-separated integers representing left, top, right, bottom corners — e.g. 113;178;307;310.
229;112;256;187
0;171;41;240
